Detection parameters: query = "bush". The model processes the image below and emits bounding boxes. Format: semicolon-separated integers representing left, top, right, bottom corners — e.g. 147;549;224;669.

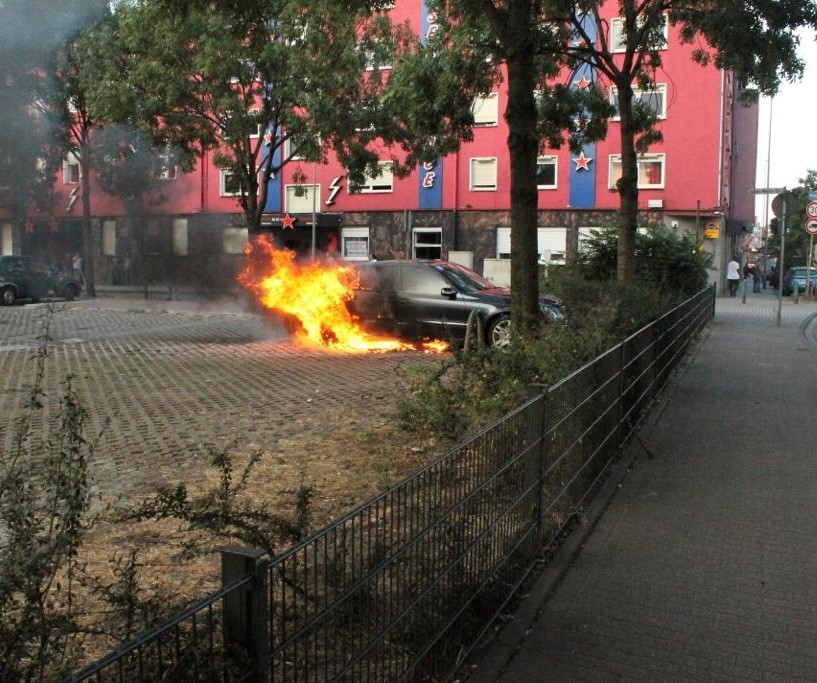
578;223;711;295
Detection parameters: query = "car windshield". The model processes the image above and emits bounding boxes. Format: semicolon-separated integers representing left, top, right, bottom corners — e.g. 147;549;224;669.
430;262;497;293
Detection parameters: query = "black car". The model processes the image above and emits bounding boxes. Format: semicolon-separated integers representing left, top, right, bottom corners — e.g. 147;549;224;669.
347;259;563;347
0;255;83;305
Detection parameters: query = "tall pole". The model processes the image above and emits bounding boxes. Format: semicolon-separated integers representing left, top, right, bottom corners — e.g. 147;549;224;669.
777;197;787;327
310;161;317;260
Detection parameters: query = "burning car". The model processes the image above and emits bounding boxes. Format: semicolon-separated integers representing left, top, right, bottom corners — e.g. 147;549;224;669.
347;260;564;348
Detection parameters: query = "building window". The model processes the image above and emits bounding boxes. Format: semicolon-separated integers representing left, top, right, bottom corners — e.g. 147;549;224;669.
610;14;667;53
2;222;13;255
609;153;665;189
341;227;370;261
537;156;557;189
496;226;567;263
285;183;319;213
349;162;393;193
172;218;188;256
496;227;511;259
472;93;499;126
284;134;320;161
412;227;442;260
223;227;248;254
154;146;177;180
470;157;498;191
578;227;602;254
362;39;393;70
537;227;567;264
220;170;242;196
63;153;80;184
102;220;117;256
610;84;667;119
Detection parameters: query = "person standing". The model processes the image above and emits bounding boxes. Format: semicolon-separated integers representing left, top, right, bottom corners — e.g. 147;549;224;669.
726;258;740;297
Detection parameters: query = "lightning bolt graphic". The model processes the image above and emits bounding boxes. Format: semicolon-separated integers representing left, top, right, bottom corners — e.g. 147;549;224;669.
66;186;79;212
326;175;343;206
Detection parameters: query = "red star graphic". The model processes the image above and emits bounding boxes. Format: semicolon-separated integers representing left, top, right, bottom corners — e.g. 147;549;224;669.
281;213;297;229
576;76;591;90
573;152;593;171
48;219;59;233
25;220;35;233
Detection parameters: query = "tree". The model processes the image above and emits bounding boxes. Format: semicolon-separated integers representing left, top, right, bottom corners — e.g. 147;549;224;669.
555;0;817;281
385;0;817;336
0;0;108;226
53;11;114;297
382;2;610;337
93;0;402;235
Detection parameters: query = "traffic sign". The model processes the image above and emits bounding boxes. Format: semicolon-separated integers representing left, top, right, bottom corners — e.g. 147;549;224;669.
772;191;799;218
806;219;817;235
807;201;817;219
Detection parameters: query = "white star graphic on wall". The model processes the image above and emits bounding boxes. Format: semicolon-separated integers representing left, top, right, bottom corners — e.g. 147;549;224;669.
573;152;593;171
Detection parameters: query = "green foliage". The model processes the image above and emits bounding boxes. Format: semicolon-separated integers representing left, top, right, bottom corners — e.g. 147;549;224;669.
578;224;711;296
397;267;692;442
122;444;315;557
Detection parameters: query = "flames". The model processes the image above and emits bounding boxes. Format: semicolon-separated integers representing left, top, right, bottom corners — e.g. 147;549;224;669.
238;235;448;353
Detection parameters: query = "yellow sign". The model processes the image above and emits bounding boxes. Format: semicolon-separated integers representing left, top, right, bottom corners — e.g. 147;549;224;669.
704;227;719;239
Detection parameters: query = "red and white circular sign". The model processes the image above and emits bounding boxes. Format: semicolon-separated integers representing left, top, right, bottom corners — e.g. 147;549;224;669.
806;218;817;236
807;201;817;220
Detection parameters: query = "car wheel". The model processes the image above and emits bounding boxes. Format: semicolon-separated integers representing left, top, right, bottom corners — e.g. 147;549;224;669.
487;314;511;348
62;283;79;301
1;286;16;306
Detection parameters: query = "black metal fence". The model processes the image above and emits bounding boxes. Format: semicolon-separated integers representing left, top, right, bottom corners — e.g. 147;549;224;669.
67;286;715;683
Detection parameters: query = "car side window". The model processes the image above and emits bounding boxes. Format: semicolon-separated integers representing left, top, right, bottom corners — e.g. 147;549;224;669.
401;265;448;296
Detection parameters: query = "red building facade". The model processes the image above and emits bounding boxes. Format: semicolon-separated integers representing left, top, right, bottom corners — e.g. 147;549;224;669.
0;1;757;292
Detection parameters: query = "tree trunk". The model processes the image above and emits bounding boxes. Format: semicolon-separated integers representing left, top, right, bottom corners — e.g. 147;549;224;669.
616;80;639;282
79;134;96;297
505;2;540;336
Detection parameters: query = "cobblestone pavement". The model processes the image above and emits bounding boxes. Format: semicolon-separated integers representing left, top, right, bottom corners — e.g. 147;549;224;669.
0;296;439;498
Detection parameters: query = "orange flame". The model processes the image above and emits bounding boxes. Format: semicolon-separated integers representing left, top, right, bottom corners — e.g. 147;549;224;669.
238;236;448;353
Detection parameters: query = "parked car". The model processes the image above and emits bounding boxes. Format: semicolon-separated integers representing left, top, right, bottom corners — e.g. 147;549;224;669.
0;255;83;305
347;259;564;348
783;267;817;295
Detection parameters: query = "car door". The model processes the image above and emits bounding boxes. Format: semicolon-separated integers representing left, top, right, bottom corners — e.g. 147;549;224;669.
393;264;468;342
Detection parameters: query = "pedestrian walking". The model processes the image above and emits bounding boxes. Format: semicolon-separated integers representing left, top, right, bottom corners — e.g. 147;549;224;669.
753;266;763;293
726;258;740;297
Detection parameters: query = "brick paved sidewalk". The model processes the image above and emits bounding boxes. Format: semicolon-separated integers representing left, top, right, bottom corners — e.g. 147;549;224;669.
472;287;817;682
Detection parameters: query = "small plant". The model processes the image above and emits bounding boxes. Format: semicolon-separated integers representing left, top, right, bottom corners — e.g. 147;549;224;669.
122;443;316;558
0;306;96;682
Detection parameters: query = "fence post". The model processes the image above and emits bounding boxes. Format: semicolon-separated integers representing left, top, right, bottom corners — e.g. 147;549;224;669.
221;546;269;682
535;390;550;544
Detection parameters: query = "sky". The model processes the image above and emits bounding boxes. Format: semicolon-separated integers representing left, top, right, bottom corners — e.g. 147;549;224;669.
754;31;817;225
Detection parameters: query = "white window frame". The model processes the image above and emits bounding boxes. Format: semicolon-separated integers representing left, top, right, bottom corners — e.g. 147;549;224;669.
536;156;558;189
63;153;80;184
496;226;567;263
341;227;370;261
220;170;242;197
362;39;393;71
223;227;248;254
172;218;188;256
472;92;499;126
102;220;117;257
2;222;13;255
608;153;666;189
470;157;498;191
610;84;667;120
349;162;393;194
610;14;668;53
285;183;320;213
412;227;442;260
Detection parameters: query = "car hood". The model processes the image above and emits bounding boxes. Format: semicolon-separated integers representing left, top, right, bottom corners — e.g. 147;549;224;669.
467;287;562;308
